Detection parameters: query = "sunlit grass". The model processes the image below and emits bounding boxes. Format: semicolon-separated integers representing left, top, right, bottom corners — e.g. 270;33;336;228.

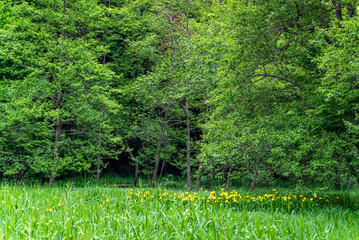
0;183;358;239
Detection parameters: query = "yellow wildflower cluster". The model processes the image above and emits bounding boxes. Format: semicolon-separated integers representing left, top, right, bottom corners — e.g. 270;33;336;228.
125;188;337;209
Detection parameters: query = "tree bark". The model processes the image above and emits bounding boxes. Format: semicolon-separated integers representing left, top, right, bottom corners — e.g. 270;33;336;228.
195;102;209;191
346;3;355;18
127;95;139;186
96;163;101;182
126;61;140;186
128;149;138;187
333;1;343;21
184;0;192;191
152;99;172;185
96;105;104;182
49;95;62;187
158;160;165;183
152;31;175;185
185;94;192;191
225;165;232;190
195;162;202;191
250;157;260;192
49;0;66;187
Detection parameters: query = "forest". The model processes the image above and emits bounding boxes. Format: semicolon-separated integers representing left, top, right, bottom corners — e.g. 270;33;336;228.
1;0;359;191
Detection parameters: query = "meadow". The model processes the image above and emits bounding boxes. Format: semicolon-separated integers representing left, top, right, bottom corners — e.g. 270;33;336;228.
0;179;358;239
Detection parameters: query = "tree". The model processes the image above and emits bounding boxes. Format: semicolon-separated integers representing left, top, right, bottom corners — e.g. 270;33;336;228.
0;0;121;184
199;0;359;189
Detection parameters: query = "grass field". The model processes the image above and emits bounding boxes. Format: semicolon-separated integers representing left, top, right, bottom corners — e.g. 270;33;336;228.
0;179;358;239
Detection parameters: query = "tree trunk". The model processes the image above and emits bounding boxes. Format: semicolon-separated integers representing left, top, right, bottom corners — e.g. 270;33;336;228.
250;157;260;192
158;160;166;183
49;111;62;187
346;4;355;18
225;165;232;190
195;162;202;191
96;163;101;182
49;0;66;188
96;105;104;182
185;93;192;191
128;95;139;186
153;136;162;185
124;61;140;186
184;0;192;191
195;102;209;191
128;150;138;187
152;52;174;185
333;0;343;21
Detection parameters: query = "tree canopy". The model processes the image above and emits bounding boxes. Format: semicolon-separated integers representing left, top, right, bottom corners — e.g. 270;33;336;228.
0;0;358;190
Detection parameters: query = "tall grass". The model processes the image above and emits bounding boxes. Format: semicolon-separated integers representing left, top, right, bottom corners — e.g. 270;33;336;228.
0;181;358;239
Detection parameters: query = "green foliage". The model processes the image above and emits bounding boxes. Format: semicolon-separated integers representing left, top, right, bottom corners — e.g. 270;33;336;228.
197;0;359;189
0;0;358;189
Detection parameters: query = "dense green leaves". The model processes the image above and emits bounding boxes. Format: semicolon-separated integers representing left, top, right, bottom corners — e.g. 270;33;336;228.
0;0;358;189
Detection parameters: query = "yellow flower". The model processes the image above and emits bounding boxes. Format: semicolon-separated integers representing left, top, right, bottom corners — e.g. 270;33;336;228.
310;198;313;201
58;203;62;207
336;197;339;199
106;199;110;203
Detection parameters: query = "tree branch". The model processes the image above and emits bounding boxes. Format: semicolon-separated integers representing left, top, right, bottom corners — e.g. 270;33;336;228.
253;73;304;87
